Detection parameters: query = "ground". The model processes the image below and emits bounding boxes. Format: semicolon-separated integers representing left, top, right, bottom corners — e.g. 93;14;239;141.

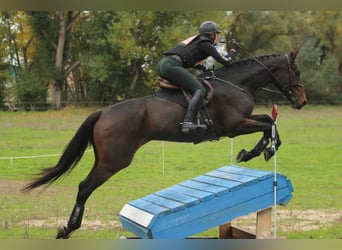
1;179;341;237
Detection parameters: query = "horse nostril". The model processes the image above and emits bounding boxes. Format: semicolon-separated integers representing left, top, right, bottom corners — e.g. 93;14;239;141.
298;100;306;109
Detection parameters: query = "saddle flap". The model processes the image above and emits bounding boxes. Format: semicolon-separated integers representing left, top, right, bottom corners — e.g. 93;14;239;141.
199;78;214;102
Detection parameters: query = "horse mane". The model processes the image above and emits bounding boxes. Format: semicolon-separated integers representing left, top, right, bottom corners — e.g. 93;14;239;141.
230;53;282;66
205;53;286;83
211;53;284;77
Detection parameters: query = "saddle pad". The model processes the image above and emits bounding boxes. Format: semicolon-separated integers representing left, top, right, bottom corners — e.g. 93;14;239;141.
154;89;188;107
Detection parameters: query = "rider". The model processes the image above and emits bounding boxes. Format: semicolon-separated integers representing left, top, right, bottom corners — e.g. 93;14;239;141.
157;21;239;133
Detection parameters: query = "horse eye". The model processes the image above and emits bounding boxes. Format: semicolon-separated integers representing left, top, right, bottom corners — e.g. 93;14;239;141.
292;66;300;77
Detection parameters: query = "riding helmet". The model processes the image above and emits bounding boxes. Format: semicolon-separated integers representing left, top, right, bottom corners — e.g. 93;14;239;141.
199;21;221;34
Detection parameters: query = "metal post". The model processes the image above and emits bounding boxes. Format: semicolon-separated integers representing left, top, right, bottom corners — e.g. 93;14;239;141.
162;141;165;175
271;104;278;239
272;122;277;239
230;138;234;165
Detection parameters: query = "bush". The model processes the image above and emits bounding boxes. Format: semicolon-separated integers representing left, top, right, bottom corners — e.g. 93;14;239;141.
14;71;48;110
298;39;342;104
0;62;10;108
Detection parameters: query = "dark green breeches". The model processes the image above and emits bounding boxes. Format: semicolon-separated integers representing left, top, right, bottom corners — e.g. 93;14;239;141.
157;56;205;95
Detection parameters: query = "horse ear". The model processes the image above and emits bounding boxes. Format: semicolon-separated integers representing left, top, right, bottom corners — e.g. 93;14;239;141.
289;48;300;62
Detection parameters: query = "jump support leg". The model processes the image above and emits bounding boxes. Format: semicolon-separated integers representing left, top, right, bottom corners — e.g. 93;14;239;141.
219;207;272;239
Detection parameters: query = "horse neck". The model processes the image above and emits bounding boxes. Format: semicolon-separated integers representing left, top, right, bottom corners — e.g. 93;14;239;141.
214;54;286;97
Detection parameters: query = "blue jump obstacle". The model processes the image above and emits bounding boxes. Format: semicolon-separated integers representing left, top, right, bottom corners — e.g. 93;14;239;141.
119;165;293;239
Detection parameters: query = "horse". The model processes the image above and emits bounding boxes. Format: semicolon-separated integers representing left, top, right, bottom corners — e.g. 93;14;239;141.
23;49;307;238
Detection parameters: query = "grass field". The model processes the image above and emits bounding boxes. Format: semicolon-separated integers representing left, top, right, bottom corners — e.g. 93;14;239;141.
0;105;341;239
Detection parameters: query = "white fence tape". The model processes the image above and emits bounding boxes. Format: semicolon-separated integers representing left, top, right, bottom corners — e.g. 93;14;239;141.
0;149;93;165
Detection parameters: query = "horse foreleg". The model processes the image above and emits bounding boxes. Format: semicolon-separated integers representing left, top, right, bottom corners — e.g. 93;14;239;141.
263;129;282;161
236;135;269;162
235;114;276;163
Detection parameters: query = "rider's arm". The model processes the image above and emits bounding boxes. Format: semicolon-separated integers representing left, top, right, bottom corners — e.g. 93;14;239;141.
198;41;238;66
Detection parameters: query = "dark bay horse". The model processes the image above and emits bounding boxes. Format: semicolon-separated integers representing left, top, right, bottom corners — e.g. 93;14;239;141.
23;49;307;238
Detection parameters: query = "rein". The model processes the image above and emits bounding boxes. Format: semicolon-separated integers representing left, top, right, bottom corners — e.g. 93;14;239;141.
261;87;284;96
204;71;247;93
206;71;284;98
237;44;301;102
204;71;254;99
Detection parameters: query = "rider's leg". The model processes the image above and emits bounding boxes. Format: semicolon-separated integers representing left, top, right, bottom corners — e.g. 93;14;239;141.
157;57;205;94
181;89;207;133
157;56;206;133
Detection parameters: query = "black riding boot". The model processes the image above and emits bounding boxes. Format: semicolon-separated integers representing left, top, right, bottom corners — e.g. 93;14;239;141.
181;89;207;133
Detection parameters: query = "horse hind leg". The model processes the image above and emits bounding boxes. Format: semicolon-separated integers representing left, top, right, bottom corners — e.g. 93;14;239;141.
56;161;118;239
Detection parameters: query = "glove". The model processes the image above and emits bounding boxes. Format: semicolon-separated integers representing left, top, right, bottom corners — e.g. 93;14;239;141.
194;64;209;72
231;39;239;51
194;64;206;72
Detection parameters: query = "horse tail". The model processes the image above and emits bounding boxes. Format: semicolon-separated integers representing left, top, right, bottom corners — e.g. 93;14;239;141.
22;110;102;192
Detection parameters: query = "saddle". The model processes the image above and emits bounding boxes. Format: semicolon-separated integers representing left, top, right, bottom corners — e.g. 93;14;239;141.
154;77;215;140
157;77;214;102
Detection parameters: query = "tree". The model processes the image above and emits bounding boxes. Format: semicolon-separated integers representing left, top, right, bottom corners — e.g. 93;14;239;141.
107;11;228;97
28;11;81;109
0;11;35;107
53;11;81;109
310;12;342;64
71;11;126;104
108;11;168;97
226;11;311;56
0;62;9;107
297;12;342;103
14;71;48;110
0;15;9;105
1;11;341;106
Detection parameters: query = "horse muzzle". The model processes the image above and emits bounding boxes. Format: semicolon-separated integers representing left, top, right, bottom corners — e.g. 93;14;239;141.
289;84;307;109
292;95;307;109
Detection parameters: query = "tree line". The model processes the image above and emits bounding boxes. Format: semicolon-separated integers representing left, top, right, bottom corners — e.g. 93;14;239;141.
0;11;341;110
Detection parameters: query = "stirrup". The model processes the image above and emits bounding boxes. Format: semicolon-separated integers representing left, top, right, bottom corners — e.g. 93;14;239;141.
180;121;207;133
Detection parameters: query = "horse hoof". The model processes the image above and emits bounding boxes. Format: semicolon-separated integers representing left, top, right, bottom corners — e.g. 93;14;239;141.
56;226;71;239
236;149;247;163
263;148;273;161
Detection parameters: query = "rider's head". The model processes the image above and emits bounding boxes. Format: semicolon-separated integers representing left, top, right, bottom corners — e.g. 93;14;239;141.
199;21;221;44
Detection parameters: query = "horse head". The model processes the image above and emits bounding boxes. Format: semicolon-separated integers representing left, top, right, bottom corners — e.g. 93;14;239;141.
281;48;307;109
210;49;307;110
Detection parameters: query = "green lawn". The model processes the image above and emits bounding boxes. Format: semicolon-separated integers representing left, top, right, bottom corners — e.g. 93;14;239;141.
0;105;341;239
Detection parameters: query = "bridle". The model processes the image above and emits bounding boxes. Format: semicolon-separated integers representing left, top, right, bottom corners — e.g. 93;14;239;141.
251;53;304;103
206;53;304;103
215;37;306;103
224;39;304;103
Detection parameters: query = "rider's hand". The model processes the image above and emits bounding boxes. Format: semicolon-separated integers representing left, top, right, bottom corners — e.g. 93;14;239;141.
231;39;239;51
